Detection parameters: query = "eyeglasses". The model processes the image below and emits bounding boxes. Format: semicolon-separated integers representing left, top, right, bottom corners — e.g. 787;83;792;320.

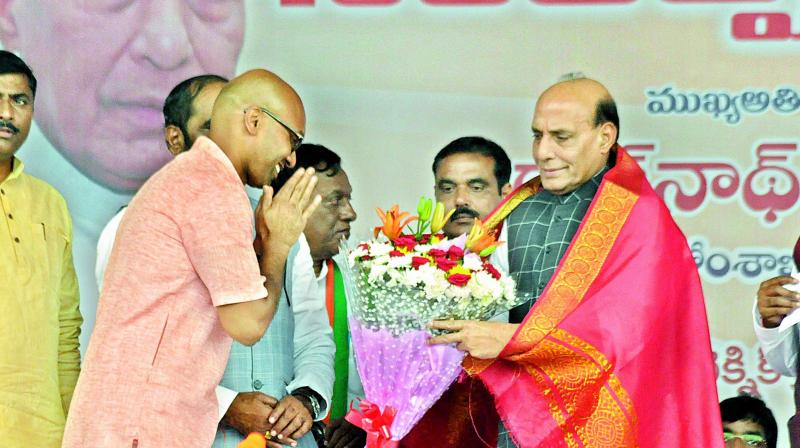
257;106;304;152
724;432;768;447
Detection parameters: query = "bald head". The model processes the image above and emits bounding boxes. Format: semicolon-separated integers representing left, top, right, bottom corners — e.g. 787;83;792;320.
531;78;618;195
209;69;306;188
212;69;304;130
537;78;618;141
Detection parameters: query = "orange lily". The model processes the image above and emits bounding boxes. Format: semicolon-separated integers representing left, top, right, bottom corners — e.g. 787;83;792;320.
465;218;499;255
374;205;418;240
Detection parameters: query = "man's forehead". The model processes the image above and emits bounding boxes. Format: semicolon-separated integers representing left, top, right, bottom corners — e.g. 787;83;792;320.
0;73;33;95
723;419;765;434
532;98;594;130
436;153;496;179
317;169;352;193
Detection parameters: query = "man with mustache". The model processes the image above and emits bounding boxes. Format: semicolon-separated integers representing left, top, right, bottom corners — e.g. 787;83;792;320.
270;144;364;448
63;69;320;447
401;137;512;448
0;50;82;448
432;136;512;240
428;77;721;447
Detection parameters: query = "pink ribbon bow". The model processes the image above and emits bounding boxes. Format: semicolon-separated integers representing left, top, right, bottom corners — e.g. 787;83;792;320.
344;400;399;448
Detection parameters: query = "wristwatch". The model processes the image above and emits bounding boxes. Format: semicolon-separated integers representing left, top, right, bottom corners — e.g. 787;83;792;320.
291;387;323;420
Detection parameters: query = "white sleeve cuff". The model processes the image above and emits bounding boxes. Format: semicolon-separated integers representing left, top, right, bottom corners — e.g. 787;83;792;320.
752;300;799;376
752;300;785;347
216;385;239;423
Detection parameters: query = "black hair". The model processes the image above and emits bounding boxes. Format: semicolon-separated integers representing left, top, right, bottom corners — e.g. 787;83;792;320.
272;143;342;192
720;395;778;448
162;74;228;141
594;97;619;145
0;50;36;97
432;136;511;193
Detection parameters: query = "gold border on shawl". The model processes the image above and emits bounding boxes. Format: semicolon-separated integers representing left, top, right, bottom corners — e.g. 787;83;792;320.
470;180;641;446
484;178;541;232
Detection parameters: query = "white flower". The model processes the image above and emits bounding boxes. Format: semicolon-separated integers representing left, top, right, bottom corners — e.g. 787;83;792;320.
445;283;472;301
369;242;393;258
371;255;391;266
502;277;517;304
423;272;450;299
386;269;405;288
414;244;432;254
462;253;483;271
469;271;503;305
388;254;412;269
368;263;389;284
348;247;368;266
402;268;425;287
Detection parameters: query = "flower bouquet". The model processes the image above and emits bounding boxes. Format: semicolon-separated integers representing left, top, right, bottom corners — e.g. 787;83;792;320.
340;198;522;447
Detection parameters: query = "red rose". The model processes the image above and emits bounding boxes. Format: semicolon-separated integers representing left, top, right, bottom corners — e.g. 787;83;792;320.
447;273;471;287
389;250;405;258
419;234;432;244
447;245;464;260
393;235;418;251
435;257;457;272
411;256;430;269
428;249;446;258
358;243;370;250
483;263;501;280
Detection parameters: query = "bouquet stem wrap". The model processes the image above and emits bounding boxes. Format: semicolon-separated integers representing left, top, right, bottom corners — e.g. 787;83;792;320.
345;318;465;443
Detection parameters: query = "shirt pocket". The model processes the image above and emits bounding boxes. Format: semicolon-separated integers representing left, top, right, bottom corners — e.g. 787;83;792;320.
16;223;49;294
144;313;172;388
20;222;66;284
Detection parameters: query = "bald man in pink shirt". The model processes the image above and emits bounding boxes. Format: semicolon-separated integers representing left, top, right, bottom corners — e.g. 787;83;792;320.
63;70;320;448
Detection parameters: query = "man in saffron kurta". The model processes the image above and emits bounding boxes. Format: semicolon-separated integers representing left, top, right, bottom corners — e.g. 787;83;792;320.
0;51;82;448
429;78;722;447
63;70;321;447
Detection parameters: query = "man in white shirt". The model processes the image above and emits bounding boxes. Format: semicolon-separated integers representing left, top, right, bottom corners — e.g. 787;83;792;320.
753;237;800;447
272;143;363;448
95;76;335;447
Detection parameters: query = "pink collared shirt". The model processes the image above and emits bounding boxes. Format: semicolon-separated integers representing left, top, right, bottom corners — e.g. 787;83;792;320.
63;137;267;448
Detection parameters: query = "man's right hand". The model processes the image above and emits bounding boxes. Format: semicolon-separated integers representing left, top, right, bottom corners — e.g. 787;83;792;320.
223;391;278;436
757;275;800;328
255;167;321;252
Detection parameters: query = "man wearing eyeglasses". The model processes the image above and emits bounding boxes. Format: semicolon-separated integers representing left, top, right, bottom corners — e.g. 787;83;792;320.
63;69;321;448
721;395;777;448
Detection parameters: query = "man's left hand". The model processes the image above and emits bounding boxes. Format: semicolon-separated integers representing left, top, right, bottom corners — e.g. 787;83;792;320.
326;418;366;448
267;394;314;443
428;320;518;359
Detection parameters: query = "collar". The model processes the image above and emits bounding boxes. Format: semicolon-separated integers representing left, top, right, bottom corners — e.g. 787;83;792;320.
1;157;25;185
193;136;242;185
545;166;609;205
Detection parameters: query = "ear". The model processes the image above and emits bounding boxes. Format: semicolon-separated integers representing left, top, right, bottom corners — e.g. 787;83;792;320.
598;122;617;155
243;106;261;136
0;0;19;50
500;183;513;197
164;125;185;156
284;151;297;169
